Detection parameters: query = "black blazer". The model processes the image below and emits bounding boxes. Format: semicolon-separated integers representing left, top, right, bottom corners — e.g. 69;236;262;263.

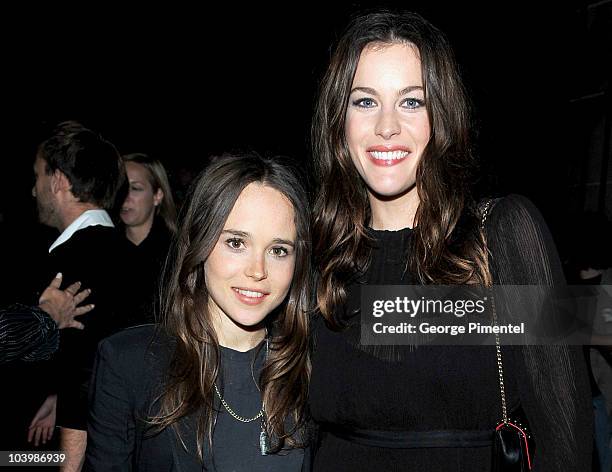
84;324;201;471
84;325;310;471
45;225;133;430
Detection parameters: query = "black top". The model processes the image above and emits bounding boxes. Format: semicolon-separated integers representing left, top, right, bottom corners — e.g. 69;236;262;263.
206;344;304;471
309;195;592;471
123;218;173;326
85;325;305;472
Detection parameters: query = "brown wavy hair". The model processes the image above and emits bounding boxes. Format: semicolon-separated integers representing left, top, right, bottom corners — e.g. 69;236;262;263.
148;153;311;459
312;10;491;326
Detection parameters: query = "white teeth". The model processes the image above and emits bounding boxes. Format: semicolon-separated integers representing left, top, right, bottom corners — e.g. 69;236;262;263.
370;151;409;160
234;288;265;298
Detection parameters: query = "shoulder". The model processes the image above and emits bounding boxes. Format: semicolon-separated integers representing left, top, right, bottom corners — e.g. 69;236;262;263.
146;221;173;249
481;194;565;284
482;194;549;235
56;227;135;270
55;226;126;255
97;324;174;372
72;225;119;242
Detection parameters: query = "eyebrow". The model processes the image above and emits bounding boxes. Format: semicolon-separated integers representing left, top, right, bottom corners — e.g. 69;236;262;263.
221;229;295;247
350;85;424;96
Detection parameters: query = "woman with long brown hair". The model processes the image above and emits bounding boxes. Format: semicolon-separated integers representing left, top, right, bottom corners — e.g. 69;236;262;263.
309;10;591;471
85;153;311;471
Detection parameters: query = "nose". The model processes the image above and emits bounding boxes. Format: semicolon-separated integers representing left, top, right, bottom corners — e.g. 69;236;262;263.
245;253;267;281
375;106;401;140
32;185;36;198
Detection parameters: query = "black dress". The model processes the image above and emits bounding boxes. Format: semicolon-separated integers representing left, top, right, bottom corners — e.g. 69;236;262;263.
309;195;592;471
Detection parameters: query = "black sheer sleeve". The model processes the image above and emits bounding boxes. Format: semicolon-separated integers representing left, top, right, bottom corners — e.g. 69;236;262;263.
0;304;59;363
484;194;592;471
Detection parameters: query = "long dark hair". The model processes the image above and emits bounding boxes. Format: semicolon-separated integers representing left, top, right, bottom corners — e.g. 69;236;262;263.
149;153;311;459
312;10;491;326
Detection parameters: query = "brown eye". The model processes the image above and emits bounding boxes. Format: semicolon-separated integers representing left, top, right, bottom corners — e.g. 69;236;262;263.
270;246;289;257
226;238;245;250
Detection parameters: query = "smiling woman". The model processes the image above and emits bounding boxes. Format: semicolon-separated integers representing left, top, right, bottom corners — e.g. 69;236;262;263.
309;9;591;472
85;153;311;471
205;182;297;349
345;42;430;229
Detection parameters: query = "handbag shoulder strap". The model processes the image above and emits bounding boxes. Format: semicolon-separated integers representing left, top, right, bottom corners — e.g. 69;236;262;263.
478;197;509;424
478;197;502;231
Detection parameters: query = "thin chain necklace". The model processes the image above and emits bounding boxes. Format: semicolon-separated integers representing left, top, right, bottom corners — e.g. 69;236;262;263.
213;336;270;455
214;383;263;422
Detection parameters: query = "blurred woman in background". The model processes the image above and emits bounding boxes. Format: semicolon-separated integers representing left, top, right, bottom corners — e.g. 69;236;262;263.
120;153;177;324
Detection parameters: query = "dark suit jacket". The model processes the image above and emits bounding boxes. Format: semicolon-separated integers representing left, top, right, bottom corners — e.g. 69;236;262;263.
84;325;310;472
43;225;133;430
84;324;203;471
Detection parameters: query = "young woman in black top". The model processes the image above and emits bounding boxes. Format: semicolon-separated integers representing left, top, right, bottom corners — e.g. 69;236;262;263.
86;153;311;471
309;10;591;471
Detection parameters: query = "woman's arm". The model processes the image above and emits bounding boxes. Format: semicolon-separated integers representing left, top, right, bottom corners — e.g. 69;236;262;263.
485;194;592;471
0;304;58;363
84;337;137;471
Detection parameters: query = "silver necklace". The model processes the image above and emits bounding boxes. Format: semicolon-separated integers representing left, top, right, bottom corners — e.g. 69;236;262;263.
213;336;270;455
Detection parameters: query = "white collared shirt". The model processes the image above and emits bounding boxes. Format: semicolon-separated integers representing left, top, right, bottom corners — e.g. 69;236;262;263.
49;209;115;253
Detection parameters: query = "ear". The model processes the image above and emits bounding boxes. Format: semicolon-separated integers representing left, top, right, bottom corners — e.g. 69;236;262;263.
52;170;72;194
153;188;164;207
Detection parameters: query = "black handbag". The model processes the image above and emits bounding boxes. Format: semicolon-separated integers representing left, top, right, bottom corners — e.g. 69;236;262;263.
492;405;534;471
480;199;535;471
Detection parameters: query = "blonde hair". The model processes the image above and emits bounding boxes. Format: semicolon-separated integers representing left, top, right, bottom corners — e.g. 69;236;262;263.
123;153;177;234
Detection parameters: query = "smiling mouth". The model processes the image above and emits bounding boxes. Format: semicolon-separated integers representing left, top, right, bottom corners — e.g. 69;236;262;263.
231;288;271;306
233;288;267;298
369;150;409;161
367;150;409;166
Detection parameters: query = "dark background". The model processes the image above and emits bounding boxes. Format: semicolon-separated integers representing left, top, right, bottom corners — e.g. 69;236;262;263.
0;1;610;300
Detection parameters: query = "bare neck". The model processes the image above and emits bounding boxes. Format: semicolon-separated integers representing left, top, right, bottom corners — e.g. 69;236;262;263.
368;189;419;231
210;304;266;352
217;328;266;352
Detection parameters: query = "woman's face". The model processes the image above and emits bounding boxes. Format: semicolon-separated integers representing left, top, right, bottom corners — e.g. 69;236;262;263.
120;161;163;228
205;182;297;338
345;42;431;200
